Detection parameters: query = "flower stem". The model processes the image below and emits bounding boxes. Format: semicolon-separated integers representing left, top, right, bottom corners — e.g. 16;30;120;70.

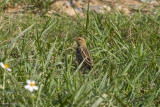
3;71;6;104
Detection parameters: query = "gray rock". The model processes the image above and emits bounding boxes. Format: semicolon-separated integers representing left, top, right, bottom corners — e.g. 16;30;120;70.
140;0;156;3
75;8;83;13
85;6;105;14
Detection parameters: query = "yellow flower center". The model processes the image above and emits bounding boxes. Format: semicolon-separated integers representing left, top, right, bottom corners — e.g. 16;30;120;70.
4;64;9;68
30;83;35;87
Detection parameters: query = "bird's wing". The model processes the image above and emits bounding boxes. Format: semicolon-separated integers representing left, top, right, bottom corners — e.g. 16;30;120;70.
79;46;93;67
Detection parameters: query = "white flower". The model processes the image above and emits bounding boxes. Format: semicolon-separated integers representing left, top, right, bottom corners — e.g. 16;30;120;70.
0;62;12;71
24;80;38;92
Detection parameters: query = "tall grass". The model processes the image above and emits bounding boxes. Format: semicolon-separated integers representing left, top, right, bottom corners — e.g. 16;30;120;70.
0;5;160;107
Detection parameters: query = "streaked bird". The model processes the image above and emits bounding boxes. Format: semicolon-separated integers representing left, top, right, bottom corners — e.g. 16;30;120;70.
73;37;93;70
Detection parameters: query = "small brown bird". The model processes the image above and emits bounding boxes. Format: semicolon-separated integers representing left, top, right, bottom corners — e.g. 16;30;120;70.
73;37;93;70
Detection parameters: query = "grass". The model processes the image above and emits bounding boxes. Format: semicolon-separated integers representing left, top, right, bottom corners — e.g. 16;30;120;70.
0;3;160;106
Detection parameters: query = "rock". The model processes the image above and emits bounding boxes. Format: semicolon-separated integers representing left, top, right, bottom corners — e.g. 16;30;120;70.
140;0;156;3
115;4;122;11
39;0;160;16
129;4;140;10
122;8;131;14
85;6;105;14
65;7;76;16
150;1;159;7
65;0;76;7
140;0;147;3
65;1;72;7
103;5;111;12
75;8;83;13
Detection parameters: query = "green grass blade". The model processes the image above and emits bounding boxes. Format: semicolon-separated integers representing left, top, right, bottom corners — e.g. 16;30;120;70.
86;1;90;35
45;42;56;67
36;84;44;106
134;66;147;83
9;24;35;48
98;72;108;89
41;20;56;37
121;61;133;76
92;93;108;107
92;12;102;37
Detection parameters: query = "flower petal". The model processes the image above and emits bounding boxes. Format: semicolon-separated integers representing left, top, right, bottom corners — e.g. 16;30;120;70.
0;62;5;69
33;86;38;90
24;85;30;89
31;81;35;84
28;87;34;92
26;80;31;85
7;68;12;72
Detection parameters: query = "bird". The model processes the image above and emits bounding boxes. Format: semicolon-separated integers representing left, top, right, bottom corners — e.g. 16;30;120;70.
73;37;93;70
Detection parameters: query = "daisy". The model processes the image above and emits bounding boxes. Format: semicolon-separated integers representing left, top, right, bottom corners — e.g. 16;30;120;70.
24;80;38;92
0;62;12;71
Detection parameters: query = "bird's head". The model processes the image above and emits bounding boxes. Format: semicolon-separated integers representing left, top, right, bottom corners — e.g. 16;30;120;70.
73;37;87;46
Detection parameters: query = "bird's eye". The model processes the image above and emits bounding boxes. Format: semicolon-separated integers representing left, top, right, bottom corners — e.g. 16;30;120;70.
78;39;81;40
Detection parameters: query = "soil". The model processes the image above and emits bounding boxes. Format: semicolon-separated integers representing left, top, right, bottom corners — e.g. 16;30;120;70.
2;0;160;16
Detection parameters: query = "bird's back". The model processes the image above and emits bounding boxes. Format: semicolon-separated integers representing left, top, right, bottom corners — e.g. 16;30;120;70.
76;46;93;70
